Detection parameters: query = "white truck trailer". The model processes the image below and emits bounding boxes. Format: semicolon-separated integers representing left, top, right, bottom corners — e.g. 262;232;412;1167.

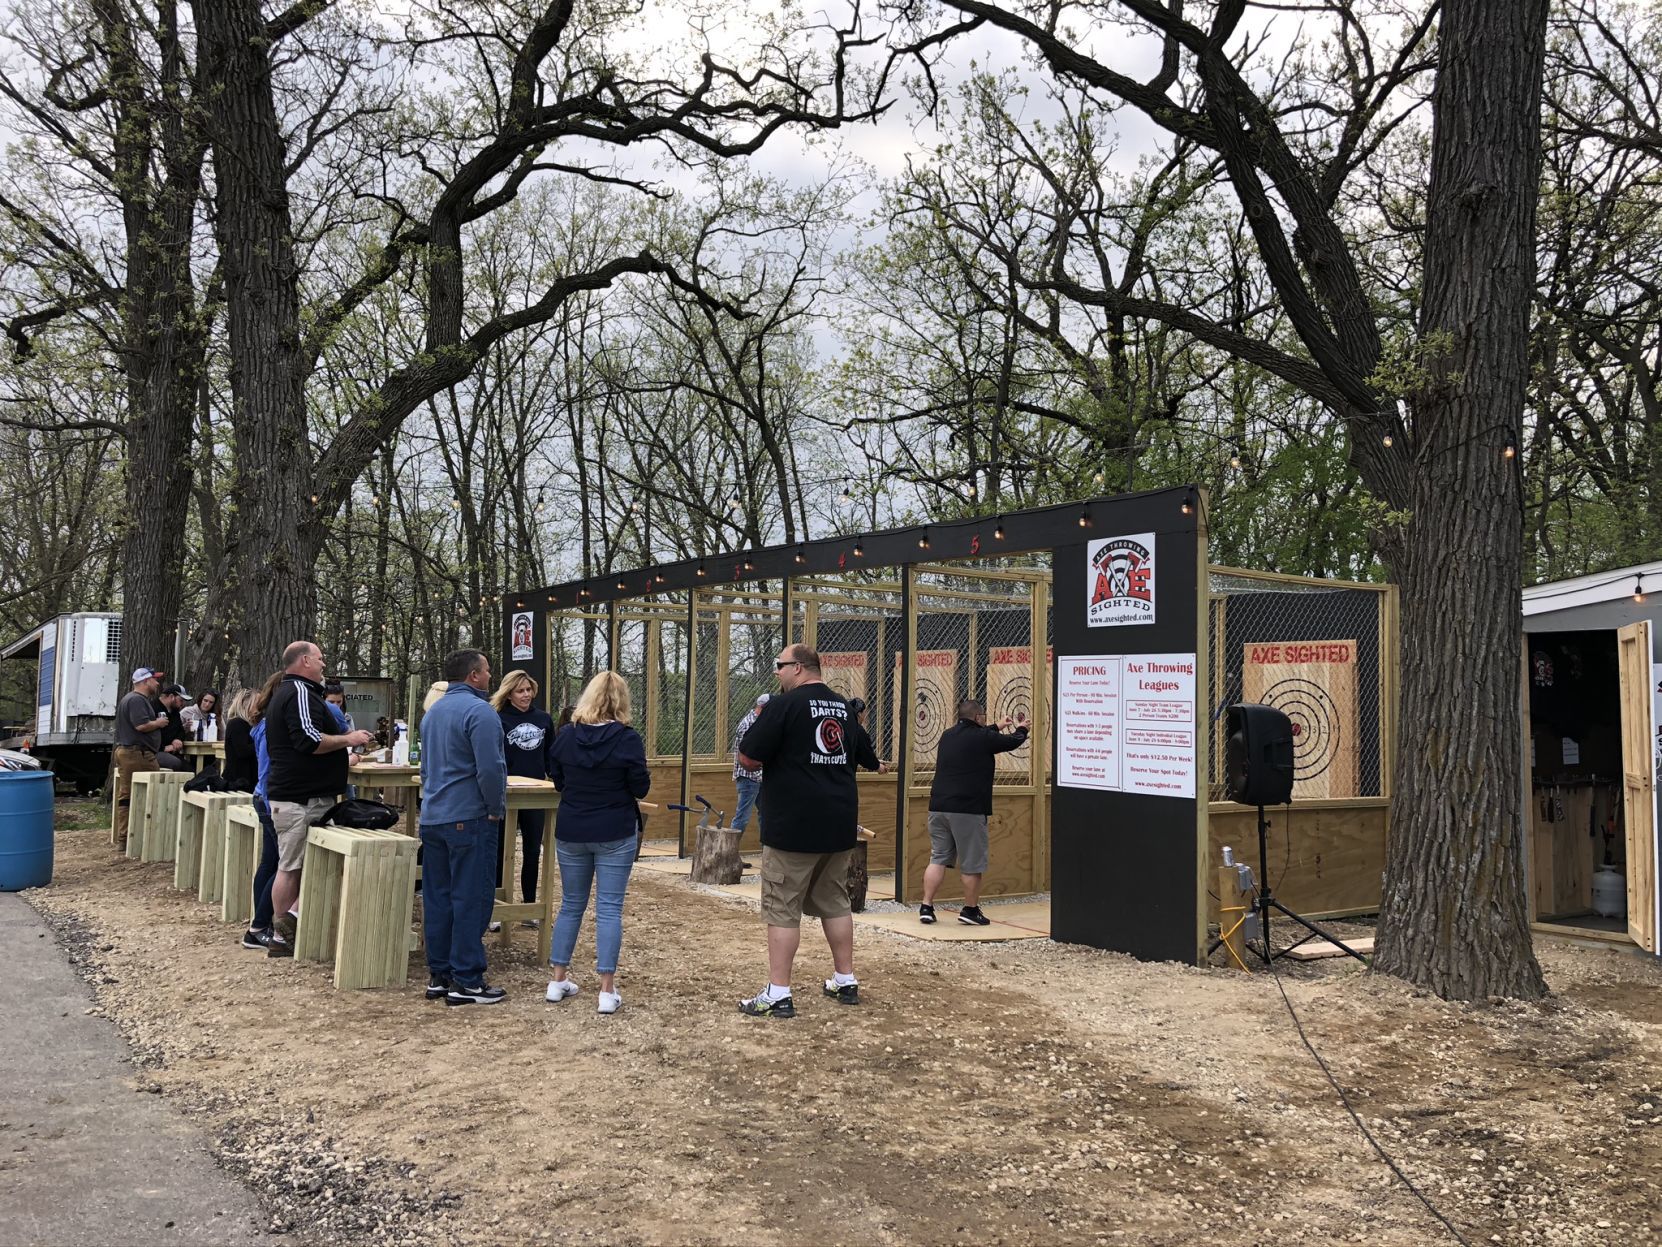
1;612;123;792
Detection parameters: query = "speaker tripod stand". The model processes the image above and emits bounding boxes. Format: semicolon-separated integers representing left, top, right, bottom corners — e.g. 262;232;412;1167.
1222;805;1369;967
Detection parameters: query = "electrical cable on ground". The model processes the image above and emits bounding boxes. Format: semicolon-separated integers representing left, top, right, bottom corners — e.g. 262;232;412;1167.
1263;949;1473;1247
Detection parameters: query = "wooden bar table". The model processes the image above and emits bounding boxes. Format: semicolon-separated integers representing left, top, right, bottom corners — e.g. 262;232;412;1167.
493;779;562;963
181;741;226;773
347;762;421;838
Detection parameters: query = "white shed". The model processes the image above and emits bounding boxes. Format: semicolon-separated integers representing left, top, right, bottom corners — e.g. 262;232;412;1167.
1522;560;1660;953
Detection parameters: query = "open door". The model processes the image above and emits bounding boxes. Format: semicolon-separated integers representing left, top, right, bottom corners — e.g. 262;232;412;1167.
1618;621;1657;952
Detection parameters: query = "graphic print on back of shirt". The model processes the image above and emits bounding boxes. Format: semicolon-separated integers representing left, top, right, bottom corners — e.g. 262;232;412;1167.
808;698;848;765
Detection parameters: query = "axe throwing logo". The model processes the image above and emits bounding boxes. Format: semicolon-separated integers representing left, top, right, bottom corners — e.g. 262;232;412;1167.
1087;533;1156;627
511;611;535;660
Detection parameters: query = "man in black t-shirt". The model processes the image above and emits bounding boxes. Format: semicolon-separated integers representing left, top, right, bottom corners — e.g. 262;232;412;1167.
734;644;861;1017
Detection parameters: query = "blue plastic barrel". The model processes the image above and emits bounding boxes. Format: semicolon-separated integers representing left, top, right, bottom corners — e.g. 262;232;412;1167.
0;770;54;890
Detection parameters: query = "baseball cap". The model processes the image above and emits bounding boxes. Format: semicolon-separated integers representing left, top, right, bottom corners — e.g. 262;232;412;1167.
131;667;157;683
163;683;191;700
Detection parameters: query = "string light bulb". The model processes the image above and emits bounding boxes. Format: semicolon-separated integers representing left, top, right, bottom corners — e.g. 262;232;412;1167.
853;536;864;558
1091;471;1104;488
1635;574;1647;604
727;494;741;513
840;483;854;503
1381;432;1394;449
1077;504;1091;528
1229;443;1243;470
1503;431;1517;460
918;527;931;550
1181;487;1197;517
696;562;707;578
794;545;806;564
994;517;1005;541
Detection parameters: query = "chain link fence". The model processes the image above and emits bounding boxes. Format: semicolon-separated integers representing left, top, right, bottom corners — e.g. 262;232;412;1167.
1206;569;1391;800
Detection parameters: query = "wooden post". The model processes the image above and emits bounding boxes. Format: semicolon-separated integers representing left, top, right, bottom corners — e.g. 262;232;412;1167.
1029;576;1049;893
1217;864;1249;970
679;592;699;857
714;604;731;758
645;616;661;756
895;563;916;902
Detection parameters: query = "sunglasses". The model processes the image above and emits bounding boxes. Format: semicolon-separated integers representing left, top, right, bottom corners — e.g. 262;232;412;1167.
774;660;800;670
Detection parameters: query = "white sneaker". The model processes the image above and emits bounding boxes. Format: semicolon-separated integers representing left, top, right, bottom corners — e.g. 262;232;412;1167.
598;990;622;1015
487;921;502;933
545;979;579;1003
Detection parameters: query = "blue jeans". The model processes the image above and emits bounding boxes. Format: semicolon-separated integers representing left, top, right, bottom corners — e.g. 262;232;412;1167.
419;818;500;987
733;776;761;834
251;796;279;931
549;837;635;974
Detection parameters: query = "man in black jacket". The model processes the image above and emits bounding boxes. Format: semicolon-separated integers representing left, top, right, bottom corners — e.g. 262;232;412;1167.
922;699;1028;926
263;640;375;957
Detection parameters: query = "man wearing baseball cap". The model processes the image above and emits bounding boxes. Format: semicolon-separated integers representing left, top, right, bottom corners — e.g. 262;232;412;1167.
112;668;170;850
153;683;192;771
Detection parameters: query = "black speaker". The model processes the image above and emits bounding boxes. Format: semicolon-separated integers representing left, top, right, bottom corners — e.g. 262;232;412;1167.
1224;703;1294;805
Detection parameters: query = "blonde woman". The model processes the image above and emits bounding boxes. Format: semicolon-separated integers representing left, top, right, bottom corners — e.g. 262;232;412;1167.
490;669;555;910
545;671;650;1014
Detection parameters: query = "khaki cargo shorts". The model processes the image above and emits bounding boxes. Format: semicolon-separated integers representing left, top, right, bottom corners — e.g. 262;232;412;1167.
269;796;337;871
759;846;854;927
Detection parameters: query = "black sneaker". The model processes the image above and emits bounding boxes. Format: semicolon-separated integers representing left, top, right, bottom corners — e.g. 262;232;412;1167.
958;906;991;926
266;937;294;958
738;990;796;1018
240;927;272;950
425;975;451;1000
823;980;860;1006
919;904;936;925
446;983;507;1007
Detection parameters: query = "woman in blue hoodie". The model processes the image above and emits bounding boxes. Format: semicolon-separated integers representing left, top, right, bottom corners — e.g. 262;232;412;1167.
546;671;650;1014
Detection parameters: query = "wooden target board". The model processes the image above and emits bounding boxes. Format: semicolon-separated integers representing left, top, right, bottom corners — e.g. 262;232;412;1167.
894;650;958;767
1242;639;1360;798
820;651;868;704
987;646;1052;774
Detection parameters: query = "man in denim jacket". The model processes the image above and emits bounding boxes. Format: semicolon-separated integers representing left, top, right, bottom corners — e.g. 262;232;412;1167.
419;649;509;1006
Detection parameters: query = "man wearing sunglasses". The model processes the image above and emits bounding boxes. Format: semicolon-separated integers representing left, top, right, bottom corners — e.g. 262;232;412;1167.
734;645;861;1017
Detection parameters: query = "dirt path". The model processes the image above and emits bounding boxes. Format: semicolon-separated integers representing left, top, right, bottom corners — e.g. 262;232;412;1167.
23;815;1662;1246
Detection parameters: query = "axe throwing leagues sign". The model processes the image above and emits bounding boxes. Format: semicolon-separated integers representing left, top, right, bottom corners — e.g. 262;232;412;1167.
1087;533;1156;627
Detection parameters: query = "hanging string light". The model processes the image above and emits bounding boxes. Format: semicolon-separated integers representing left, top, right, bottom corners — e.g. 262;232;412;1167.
794;545;806;564
993;516;1006;541
1503;431;1518;460
1229;443;1243;470
1635;573;1647;604
853;536;864;558
1381;432;1394;449
1181;487;1198;516
1078;504;1092;528
917;526;931;550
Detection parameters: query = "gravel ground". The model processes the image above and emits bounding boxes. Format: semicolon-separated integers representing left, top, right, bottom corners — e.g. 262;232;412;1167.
20;802;1662;1246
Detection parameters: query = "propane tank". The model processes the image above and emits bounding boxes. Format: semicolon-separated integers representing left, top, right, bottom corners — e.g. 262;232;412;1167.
1591;865;1626;919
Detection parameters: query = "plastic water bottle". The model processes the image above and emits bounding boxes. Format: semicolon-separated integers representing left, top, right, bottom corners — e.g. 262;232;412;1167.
391;721;410;766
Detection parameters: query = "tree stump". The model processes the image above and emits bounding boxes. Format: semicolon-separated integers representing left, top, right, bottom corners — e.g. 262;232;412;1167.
691;825;744;885
847;840;870;913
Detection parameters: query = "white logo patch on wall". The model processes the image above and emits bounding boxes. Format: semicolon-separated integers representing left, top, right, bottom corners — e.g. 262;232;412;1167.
506;722;547;753
1087;533;1156;627
511;611;534;660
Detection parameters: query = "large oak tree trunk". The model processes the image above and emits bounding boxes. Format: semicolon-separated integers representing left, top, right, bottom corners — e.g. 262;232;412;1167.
194;0;319;676
1372;0;1550;1000
102;0;205;680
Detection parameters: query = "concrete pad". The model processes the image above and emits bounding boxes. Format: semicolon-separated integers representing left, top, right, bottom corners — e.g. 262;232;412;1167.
854;901;1052;941
0;893;269;1245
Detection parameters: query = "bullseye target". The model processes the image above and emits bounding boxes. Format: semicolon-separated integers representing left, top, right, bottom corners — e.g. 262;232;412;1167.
992;673;1033;737
894;650;959;767
1241;639;1360;798
1257;678;1341;781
